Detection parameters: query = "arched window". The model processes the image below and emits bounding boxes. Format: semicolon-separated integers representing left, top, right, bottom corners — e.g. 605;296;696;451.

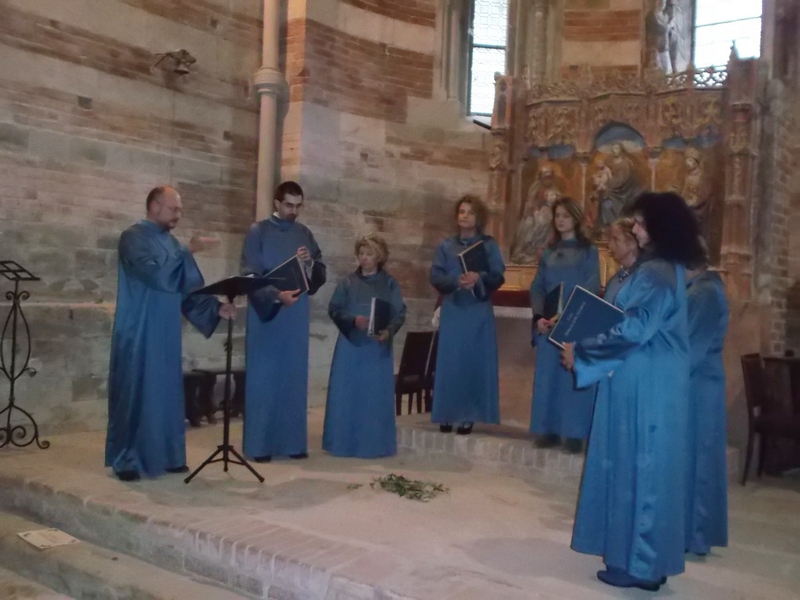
694;0;762;68
468;0;508;116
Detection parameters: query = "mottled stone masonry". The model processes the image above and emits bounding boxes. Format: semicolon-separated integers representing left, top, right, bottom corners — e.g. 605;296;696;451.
285;18;434;123
0;0;261;431
0;4;256;111
341;0;436;27
563;9;641;42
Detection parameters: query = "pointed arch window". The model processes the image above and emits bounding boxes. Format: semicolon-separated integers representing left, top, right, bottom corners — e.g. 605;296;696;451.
468;0;508;116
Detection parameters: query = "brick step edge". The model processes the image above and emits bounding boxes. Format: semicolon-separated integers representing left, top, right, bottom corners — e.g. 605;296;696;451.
0;510;250;600
0;565;74;600
0;474;416;600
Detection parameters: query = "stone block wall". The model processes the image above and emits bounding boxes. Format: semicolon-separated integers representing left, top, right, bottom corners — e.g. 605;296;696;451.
0;0;262;431
281;0;491;397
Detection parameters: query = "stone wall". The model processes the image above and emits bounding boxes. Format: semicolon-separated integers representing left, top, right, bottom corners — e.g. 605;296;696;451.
0;0;262;431
281;0;491;398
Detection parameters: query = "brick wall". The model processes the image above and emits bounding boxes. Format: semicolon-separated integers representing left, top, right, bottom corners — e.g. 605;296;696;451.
560;0;643;69
0;0;262;431
281;0;490;396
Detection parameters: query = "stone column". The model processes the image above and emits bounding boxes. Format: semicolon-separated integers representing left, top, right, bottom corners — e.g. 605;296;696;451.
528;0;548;85
253;0;286;220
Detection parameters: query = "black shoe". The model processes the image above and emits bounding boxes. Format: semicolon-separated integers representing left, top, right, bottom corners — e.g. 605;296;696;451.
289;453;309;459
534;434;560;448
205;413;218;425
563;438;583;454
165;466;189;474
254;456;272;463
596;568;661;592
439;424;453;433
456;422;473;435
116;470;140;482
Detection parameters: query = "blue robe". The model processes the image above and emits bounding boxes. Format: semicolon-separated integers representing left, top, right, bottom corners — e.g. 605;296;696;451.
105;220;221;478
241;216;326;459
685;270;729;554
571;258;690;581
430;234;505;425
323;269;406;458
529;240;600;439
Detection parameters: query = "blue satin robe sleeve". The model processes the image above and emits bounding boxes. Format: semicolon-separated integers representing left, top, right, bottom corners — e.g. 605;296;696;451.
119;227;220;338
386;276;407;338
430;243;458;295
687;285;720;370
119;227;199;294
529;249;549;318
181;294;221;339
306;230;327;295
473;238;506;300
328;278;357;340
573;267;674;388
241;223;281;322
583;246;602;295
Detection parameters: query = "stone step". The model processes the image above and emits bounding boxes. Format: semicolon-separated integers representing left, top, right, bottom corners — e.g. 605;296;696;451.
0;511;251;600
0;566;73;600
396;416;741;485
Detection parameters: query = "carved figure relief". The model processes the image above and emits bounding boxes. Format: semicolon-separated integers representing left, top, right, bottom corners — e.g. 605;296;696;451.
681;147;712;233
510;165;563;264
645;0;692;74
588;133;647;239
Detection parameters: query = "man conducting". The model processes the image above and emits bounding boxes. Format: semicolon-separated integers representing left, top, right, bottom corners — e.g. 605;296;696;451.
241;181;326;462
105;186;235;482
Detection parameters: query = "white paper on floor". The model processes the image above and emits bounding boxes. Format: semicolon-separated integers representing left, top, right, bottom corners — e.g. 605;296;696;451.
18;528;79;550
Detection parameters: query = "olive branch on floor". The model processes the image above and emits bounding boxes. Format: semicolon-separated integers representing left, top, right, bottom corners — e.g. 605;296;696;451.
369;473;448;502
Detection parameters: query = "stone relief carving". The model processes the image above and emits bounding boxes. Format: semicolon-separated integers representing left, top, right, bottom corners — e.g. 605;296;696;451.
644;0;692;74
509;165;564;264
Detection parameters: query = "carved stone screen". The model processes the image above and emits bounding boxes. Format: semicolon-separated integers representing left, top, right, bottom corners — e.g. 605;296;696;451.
469;0;508;115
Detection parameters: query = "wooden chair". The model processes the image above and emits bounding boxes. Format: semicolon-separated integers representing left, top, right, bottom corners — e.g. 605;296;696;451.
423;331;439;413
183;371;216;427
740;353;800;485
193;368;246;419
395;331;434;416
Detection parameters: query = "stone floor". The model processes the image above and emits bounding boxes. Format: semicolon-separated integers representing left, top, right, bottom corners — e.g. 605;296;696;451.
0;409;797;600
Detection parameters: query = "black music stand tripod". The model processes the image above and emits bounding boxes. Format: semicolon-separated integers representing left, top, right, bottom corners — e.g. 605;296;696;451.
185;276;268;484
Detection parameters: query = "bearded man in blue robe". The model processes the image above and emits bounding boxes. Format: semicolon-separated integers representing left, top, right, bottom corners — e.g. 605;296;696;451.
105;186;235;482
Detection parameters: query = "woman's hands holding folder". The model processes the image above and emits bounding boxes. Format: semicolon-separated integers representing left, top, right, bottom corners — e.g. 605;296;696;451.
458;272;480;289
374;330;390;343
354;316;370;330
536;318;554;335
560;343;575;371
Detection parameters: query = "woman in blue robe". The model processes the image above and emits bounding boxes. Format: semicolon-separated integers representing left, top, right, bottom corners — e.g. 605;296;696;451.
561;192;706;591
685;266;729;555
430;195;505;434
106;186;230;481
529;198;600;452
603;217;641;305
241;182;326;462
323;234;406;458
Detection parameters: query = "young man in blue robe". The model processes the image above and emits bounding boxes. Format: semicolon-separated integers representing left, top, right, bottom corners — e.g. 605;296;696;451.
561;192;706;591
323;234;406;458
430;195;505;434
241;181;326;462
685;263;729;555
105;186;235;482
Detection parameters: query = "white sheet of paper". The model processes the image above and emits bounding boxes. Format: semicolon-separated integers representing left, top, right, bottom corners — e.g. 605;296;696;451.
18;528;79;550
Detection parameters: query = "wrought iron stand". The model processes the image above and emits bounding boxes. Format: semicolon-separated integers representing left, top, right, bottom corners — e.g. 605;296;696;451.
0;261;49;450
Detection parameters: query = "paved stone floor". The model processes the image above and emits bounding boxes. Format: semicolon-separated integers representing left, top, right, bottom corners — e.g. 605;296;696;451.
0;409;798;600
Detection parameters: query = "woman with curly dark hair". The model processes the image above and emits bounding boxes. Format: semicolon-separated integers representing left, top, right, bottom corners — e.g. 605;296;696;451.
561;192;704;591
529;198;600;453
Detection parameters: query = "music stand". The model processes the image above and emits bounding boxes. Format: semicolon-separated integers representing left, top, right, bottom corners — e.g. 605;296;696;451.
184;276;269;484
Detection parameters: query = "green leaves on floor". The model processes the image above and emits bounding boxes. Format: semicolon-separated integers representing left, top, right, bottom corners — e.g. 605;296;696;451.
370;473;448;502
